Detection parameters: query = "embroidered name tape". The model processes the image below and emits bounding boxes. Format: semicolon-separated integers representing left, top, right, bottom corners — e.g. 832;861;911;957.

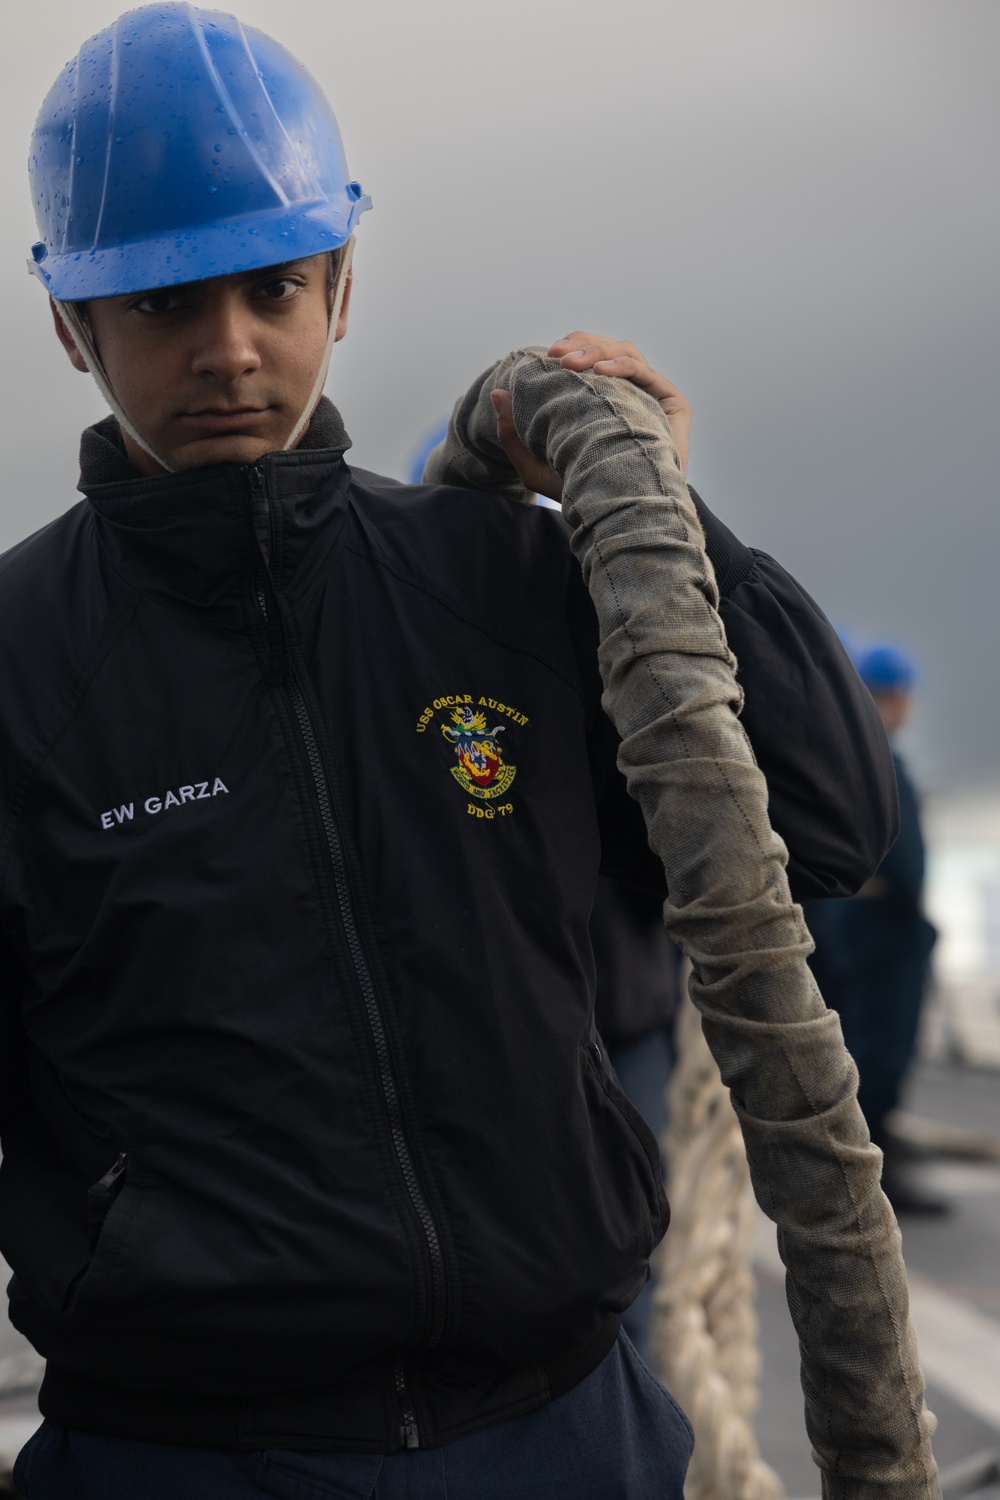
100;778;229;830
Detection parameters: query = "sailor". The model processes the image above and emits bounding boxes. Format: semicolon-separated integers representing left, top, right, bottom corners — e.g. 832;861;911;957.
807;642;941;1215
2;7;896;1494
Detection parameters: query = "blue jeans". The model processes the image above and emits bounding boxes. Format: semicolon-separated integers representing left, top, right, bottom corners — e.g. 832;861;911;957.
13;1335;692;1499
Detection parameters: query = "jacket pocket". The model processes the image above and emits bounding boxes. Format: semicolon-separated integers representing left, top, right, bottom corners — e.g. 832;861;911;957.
2;1129;139;1332
69;1148;147;1324
87;1149;128;1252
581;1039;667;1234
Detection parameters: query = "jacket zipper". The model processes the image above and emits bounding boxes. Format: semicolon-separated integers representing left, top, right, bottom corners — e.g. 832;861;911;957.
246;462;447;1376
249;463;270;622
395;1356;421;1450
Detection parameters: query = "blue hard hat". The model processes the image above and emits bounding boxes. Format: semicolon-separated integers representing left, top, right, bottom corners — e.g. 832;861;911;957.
855;642;917;693
28;4;371;301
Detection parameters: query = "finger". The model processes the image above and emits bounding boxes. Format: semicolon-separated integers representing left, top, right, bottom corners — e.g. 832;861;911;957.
558;345;645;375
580;360;691;474
561;348;665;397
591;354;663;390
590;355;645;380
551;330;629;358
592;355;688;410
549;334;644;365
547;331;596;356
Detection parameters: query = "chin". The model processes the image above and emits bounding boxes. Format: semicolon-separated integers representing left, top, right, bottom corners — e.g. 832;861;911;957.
172;433;283;471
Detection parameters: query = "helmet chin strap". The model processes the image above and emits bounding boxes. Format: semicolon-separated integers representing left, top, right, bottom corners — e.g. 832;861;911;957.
54;234;356;476
55;298;173;473
283;235;354;453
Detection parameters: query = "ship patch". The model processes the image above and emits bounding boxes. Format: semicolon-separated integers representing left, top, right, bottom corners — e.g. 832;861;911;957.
416;693;528;813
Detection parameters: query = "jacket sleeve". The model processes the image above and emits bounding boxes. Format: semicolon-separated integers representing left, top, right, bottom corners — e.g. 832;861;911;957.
595;486;899;902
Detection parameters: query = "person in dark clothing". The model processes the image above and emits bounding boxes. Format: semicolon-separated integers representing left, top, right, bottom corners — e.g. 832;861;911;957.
3;8;899;1495
806;643;940;1215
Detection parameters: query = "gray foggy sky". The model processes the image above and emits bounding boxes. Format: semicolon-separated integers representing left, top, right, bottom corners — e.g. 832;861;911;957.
1;1;997;790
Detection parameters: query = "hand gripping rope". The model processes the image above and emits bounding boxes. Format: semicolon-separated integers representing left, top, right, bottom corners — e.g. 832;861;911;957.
425;350;941;1500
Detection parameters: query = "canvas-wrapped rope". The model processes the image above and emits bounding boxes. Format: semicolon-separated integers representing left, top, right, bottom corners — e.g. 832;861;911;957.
425;349;940;1500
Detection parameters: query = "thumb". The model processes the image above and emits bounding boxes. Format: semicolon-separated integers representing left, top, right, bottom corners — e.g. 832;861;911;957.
490;390;564;502
490;390;525;462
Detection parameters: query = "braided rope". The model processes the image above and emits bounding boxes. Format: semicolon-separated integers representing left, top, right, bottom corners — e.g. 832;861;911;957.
652;988;785;1500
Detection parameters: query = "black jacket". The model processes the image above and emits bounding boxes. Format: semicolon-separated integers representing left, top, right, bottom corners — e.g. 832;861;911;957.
592;879;682;1047
0;400;896;1451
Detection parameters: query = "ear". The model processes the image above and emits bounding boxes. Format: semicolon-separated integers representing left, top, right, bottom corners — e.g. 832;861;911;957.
50;298;90;373
334;267;353;343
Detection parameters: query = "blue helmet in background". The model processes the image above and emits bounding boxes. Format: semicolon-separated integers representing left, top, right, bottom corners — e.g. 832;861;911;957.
855;642;917;693
28;3;371;301
408;422;450;485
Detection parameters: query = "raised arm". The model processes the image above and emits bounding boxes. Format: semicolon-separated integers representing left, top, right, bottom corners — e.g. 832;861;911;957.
457;332;898;899
690;490;898;897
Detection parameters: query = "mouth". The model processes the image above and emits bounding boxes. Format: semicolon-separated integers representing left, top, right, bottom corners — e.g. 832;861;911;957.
180;406;273;434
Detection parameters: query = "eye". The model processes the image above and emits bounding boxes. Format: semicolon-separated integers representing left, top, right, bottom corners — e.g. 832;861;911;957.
131;291;185;315
253;276;304;302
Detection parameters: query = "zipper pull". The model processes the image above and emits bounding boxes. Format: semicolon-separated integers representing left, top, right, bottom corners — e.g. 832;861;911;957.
88;1150;127;1249
247;461;272;568
96;1150;127;1193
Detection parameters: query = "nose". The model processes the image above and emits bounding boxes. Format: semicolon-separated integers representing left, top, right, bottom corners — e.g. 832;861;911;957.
190;297;262;385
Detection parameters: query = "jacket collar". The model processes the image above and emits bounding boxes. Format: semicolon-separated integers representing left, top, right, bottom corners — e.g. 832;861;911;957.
78;396;351;489
78;398;354;608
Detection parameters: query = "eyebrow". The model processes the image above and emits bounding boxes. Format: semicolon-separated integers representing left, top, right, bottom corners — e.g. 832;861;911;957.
217;259;315;288
241;260;312;279
118;259;319;303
